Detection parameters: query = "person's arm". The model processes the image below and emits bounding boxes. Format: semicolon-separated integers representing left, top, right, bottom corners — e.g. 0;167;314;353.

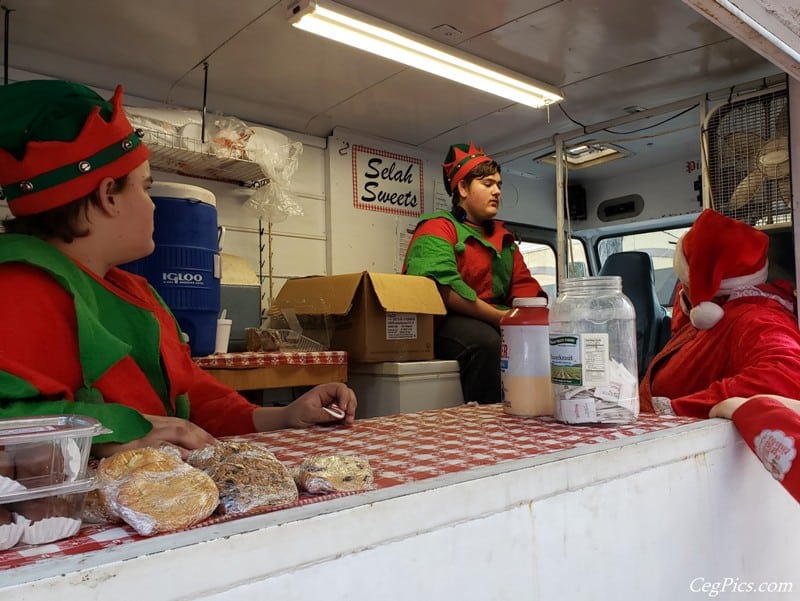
711;394;800;503
439;284;507;328
670;306;800;417
404;219;478;303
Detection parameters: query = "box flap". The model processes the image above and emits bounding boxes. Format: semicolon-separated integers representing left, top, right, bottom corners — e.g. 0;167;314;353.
367;273;446;315
274;273;365;316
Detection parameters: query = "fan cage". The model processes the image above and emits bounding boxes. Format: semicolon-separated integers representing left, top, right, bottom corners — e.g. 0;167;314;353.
703;85;792;228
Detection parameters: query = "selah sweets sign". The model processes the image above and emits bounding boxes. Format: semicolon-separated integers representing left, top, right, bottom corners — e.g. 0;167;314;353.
352;144;424;217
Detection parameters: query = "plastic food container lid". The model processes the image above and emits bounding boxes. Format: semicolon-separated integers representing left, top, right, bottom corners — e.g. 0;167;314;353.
512;297;548;307
0;415;109;444
0;477;96;504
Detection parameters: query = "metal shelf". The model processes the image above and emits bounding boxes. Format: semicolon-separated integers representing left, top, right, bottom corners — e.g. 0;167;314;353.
141;128;270;189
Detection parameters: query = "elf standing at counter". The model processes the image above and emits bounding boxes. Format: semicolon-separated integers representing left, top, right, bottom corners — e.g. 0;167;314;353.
0;80;356;456
403;143;545;404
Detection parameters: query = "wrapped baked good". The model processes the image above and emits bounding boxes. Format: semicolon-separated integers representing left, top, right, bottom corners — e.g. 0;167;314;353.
245;327;281;352
294;455;374;495
114;468;219;536
188;441;298;514
96;447;219;536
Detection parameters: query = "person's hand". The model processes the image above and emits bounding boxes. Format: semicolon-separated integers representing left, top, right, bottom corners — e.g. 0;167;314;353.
92;414;217;459
709;396;749;419
282;382;358;428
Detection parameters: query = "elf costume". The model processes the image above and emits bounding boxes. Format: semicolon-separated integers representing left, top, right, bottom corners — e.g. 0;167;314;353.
404;210;542;309
0;80;257;443
403;143;543;310
403;143;543;403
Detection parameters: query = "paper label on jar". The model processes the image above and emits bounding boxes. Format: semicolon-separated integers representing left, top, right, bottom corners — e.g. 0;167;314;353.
550;333;610;387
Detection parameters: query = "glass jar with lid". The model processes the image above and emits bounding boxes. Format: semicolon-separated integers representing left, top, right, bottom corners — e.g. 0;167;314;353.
549;276;639;424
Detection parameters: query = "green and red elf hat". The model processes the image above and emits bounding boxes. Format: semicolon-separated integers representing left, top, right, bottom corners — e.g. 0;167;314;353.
441;142;493;195
0;80;150;216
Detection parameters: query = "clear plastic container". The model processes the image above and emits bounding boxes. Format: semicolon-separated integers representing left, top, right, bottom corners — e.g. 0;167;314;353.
0;415;107;548
549;276;639;424
500;297;554;416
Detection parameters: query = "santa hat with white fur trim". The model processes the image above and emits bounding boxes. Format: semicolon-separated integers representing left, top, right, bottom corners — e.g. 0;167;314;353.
673;209;769;330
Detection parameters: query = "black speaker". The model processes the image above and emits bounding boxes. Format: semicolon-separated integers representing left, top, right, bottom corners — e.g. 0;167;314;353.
567;185;587;220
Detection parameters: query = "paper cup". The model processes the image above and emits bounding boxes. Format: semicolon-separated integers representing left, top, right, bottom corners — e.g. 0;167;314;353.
215;318;233;354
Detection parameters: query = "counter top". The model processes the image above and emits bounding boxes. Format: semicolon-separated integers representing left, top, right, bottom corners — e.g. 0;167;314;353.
1;405;695;573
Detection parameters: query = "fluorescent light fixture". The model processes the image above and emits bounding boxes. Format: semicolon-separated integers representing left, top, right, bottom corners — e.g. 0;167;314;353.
287;0;564;108
536;142;630;170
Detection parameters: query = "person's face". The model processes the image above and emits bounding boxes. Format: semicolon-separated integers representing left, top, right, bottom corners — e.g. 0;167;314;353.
113;160;155;263
458;172;502;224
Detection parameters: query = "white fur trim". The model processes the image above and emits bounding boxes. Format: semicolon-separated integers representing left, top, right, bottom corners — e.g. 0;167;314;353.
690;301;724;329
727;285;795;313
717;261;769;294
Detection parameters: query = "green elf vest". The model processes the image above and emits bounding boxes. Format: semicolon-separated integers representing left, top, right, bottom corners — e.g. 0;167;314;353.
405;211;517;308
0;235;188;443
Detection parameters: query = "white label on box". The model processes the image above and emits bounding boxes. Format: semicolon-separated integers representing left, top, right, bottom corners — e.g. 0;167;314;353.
386;312;418;340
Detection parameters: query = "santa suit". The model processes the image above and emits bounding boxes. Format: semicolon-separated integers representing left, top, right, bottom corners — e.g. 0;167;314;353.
730;395;800;503
640;281;800;417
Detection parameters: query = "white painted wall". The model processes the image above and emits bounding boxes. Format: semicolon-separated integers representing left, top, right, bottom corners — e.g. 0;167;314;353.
572;157;703;231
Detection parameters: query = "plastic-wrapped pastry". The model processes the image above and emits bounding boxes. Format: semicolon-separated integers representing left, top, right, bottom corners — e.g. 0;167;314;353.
114;467;219;536
188;441;298;514
96;447;218;536
294;455;374;494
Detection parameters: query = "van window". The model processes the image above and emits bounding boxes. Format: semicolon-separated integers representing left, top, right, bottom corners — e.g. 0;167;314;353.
519;240;588;302
597;227;690;307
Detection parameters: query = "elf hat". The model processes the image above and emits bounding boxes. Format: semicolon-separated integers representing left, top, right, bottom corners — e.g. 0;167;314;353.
0;80;150;217
673;209;769;329
442;142;493;195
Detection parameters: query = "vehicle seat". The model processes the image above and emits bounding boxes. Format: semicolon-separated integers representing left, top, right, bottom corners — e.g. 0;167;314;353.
599;251;671;380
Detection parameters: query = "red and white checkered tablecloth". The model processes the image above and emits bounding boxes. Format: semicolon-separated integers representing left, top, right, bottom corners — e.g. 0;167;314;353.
193;350;347;369
0;405;698;571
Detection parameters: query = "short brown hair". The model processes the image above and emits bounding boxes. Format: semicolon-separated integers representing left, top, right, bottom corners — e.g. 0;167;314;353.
2;174;129;242
451;160;501;207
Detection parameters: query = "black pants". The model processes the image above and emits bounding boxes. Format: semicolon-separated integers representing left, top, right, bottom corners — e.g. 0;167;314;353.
434;313;501;404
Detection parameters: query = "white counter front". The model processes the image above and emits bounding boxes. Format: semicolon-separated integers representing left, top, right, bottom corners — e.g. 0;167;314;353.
1;405;797;600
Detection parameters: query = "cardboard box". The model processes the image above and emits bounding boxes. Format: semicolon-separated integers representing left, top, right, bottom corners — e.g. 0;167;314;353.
273;272;446;362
